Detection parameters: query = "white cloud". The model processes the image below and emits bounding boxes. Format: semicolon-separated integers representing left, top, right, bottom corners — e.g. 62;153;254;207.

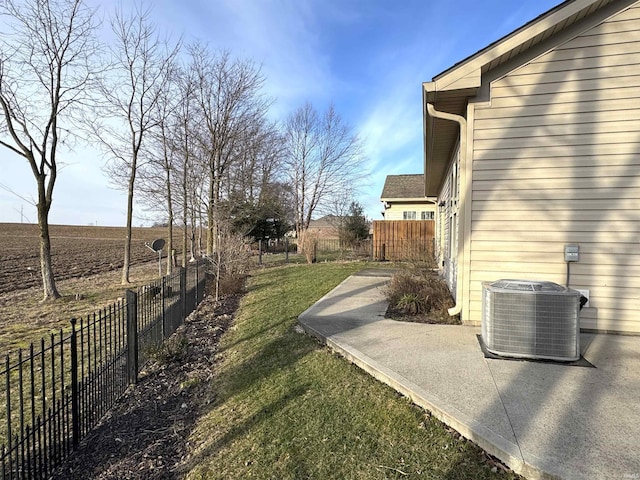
1;0;565;225
153;0;340;118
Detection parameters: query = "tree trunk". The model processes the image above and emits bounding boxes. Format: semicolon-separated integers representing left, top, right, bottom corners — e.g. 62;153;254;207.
206;175;214;256
37;193;60;301
207;173;221;256
166;221;173;275
182;168;188;268
182;212;188;268
197;208;203;258
122;201;133;284
122;165;136;284
166;167;174;275
189;197;197;262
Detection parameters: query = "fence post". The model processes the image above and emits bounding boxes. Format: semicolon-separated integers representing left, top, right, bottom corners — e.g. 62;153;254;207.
194;262;199;304
70;318;79;451
258;239;263;265
5;354;12;472
161;277;167;339
180;267;187;321
285;237;289;263
381;243;386;262
126;290;138;385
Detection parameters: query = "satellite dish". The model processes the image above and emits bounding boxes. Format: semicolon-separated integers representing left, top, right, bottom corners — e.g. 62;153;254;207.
151;238;165;252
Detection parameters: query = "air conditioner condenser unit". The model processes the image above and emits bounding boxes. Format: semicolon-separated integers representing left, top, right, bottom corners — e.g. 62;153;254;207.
481;279;581;361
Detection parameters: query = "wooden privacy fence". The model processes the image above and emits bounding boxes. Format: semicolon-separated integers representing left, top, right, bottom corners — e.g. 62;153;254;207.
372;220;435;261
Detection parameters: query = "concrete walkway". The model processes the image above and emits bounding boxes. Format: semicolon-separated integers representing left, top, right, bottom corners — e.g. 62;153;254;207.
298;269;640;480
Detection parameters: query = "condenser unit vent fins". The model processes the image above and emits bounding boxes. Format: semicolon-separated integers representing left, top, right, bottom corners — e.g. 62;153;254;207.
481;280;580;361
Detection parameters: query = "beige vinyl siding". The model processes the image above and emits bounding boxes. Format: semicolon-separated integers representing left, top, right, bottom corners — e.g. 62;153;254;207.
438;144;460;296
384;209;408;221
438;167;452;272
469;4;640;333
383;203;436;221
437;195;448;269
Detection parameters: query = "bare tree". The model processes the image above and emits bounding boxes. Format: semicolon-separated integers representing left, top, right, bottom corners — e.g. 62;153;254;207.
155;91;178;274
223;118;283;203
219;117;289;239
188;45;270;256
0;0;98;300
174;60;202;266
136;72;181;274
283;102;366;261
94;4;180;283
137;64;206;271
147;57;208;267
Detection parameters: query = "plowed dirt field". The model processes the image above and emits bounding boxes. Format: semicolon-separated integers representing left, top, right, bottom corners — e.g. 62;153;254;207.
0;223;173;295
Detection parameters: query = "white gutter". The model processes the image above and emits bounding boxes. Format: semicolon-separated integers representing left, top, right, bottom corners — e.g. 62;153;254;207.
426;103;466;317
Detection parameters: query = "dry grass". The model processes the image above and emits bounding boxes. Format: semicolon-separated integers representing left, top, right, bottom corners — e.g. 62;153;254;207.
0;261;162;353
0;223;181;354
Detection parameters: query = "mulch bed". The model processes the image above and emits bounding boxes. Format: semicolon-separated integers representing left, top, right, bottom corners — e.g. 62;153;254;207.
52;293;240;480
385;304;461;325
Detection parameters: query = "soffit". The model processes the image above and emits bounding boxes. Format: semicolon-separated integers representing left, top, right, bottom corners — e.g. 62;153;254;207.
432;0;614;93
423;0;620;197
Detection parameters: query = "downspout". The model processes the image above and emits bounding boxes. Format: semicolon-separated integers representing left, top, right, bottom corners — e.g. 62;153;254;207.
426;103;466;317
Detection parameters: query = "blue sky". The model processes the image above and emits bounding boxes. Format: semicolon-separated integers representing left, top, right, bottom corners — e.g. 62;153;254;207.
0;0;561;226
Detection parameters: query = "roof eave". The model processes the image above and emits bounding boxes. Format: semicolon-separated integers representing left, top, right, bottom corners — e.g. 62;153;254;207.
381;197;437;203
431;0;604;91
423;83;478;197
423;0;620;198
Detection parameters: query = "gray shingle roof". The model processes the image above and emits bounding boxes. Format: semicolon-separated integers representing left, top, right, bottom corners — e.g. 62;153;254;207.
308;215;339;228
380;174;425;199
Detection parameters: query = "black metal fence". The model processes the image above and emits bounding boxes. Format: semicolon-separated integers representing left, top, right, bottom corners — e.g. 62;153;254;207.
0;262;207;480
254;238;373;265
313;238;372;256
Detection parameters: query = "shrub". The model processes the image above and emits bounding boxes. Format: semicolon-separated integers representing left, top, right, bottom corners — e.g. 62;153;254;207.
147;331;188;365
206;226;253;300
217;274;246;296
384;270;459;324
399;241;437;272
396;293;427;315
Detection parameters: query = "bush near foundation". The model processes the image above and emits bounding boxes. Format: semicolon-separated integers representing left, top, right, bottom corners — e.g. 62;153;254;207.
384;270;460;324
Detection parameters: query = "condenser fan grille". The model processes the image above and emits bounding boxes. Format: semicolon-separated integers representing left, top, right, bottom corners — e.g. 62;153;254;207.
482;280;580;361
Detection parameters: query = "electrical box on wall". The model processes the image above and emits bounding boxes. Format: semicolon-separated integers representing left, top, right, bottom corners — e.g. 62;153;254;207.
577;289;590;308
564;244;579;262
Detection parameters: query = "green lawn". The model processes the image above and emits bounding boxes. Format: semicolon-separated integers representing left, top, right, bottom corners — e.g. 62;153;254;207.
185;262;520;479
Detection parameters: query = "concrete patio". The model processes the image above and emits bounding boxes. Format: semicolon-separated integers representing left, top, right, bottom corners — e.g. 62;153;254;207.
298;269;640;480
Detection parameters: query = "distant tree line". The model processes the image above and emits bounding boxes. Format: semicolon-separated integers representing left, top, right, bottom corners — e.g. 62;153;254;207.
0;0;367;300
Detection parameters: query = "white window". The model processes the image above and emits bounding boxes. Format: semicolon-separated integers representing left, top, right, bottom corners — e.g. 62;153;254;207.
421;211;434;220
403;211;417;220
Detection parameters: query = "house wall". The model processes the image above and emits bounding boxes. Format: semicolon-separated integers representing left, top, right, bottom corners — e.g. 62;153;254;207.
467;3;640;333
306;224;339;239
436;145;460;297
383;202;436;221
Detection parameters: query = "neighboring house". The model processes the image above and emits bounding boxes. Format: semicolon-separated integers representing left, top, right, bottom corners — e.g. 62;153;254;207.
380;174;437;220
424;0;640;334
307;215;340;239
